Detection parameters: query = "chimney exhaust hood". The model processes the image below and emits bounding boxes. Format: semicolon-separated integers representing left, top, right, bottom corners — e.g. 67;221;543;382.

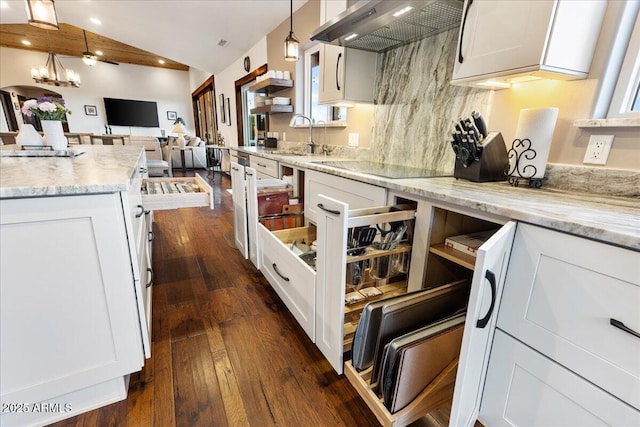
310;0;463;53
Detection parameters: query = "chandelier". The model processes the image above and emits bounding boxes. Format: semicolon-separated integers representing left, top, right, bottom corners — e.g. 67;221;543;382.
31;51;81;88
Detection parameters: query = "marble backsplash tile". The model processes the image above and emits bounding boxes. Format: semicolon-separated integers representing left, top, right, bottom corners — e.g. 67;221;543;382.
370;28;491;173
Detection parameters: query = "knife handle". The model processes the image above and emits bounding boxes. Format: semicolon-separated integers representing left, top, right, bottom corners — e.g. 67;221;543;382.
472;111;488;138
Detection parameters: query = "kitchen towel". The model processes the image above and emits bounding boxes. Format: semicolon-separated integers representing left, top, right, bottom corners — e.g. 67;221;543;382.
508;107;559;180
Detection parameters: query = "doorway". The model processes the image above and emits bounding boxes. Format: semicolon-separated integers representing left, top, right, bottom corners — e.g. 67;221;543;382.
234;64;267;146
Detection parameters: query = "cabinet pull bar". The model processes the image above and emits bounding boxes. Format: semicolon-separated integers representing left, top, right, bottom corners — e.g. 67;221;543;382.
476;269;496;328
317;203;340;215
148;231;155;242
458;0;473;63
272;263;290;282
610;318;640;339
135;204;145;218
232;166;240;171
336;52;342;91
246;172;253;176
146;268;153;288
257;163;266;167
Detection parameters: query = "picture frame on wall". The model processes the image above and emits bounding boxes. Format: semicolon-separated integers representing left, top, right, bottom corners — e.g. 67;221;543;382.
84;105;97;116
226;97;231;126
219;94;225;126
167;111;177;121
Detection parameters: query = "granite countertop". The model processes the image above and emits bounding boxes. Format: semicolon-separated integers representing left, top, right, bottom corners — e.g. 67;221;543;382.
237;147;640;250
0;145;144;198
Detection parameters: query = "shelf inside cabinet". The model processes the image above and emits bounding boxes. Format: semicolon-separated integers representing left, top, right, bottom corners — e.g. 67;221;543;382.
250;104;294;115
248;78;293;95
347;243;411;263
429;243;476;270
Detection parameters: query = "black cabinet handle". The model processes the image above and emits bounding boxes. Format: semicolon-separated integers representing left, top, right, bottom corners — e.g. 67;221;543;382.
256;162;266;167
146;268;153;288
246;171;254;176
336;52;342;91
476;269;496;328
272;263;290;282
458;0;474;63
232;166;240;171
135;204;145;218
148;230;155;242
317;203;340;215
610;318;640;339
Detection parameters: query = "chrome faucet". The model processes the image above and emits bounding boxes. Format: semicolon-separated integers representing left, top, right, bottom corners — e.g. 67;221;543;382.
290;114;315;154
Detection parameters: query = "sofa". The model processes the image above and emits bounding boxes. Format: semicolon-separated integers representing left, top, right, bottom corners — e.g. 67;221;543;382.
162;135;207;169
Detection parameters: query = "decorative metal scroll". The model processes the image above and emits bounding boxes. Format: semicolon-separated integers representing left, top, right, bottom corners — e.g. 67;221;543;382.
505;138;543;188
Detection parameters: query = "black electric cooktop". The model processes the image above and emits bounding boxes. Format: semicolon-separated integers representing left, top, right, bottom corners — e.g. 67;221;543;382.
312;160;452;179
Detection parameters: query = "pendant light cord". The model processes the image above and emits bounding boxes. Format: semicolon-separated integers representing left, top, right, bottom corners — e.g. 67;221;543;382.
289;0;293;33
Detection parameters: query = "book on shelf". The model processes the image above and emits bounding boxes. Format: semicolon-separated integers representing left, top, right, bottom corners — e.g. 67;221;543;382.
444;229;498;257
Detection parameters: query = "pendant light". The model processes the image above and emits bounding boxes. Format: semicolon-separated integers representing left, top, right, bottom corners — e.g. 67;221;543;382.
26;0;59;30
31;32;80;87
284;0;298;61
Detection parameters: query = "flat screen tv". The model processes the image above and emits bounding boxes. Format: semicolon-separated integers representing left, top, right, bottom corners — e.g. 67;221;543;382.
104;98;159;127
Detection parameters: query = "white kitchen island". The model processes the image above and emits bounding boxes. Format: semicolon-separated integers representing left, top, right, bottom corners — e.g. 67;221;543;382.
0;145;214;426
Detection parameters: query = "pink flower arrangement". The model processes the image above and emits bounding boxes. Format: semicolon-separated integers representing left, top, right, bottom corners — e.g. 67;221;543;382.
21;97;71;122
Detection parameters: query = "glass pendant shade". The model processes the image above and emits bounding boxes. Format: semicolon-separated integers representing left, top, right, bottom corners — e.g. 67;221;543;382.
82;54;98;66
284;32;299;61
26;0;59;30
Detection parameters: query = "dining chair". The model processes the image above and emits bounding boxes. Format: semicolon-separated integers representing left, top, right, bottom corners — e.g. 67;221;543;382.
90;135;126;145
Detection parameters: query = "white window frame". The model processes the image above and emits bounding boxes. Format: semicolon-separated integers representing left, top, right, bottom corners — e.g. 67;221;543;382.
607;6;640;118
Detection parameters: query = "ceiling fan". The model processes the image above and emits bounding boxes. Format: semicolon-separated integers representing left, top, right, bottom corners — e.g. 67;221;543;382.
81;30;119;66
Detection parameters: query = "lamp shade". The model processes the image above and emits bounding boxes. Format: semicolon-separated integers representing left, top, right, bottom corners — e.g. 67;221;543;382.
171;123;187;134
26;0;59;30
284;32;299;61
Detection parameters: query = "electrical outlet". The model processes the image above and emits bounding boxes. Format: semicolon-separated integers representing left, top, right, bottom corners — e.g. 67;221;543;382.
583;135;614;165
348;133;359;147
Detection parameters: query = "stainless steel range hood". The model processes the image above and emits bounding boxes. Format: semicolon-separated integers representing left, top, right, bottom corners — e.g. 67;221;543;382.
310;0;463;53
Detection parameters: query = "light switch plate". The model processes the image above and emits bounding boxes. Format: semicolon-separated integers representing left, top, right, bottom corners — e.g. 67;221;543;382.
348;133;359;147
583;135;614;165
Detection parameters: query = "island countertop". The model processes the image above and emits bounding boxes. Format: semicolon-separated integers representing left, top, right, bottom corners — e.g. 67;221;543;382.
0;145;144;198
234;147;640;250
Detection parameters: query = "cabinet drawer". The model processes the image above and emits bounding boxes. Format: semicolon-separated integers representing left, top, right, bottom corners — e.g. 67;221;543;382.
259;224;316;340
250;155;278;178
305;170;386;223
498;223;640;408
141;175;213;210
480;331;640;426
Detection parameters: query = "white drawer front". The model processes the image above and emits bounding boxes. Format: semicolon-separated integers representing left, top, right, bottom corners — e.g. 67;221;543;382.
480;331;640;426
141;175;213;210
259;224;316;340
250;155;278;178
498;223;640;408
304;170;386;223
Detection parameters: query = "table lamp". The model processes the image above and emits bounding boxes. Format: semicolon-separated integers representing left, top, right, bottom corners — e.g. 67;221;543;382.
172;118;188;147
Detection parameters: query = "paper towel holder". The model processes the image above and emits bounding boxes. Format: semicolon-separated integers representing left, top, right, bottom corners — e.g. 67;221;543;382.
506;138;544;188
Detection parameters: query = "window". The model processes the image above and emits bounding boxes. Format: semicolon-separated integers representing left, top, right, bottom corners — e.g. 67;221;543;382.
298;44;346;124
607;5;640;118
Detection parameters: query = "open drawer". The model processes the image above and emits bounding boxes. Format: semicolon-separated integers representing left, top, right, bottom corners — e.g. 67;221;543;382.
141;175;213;210
259;224;317;340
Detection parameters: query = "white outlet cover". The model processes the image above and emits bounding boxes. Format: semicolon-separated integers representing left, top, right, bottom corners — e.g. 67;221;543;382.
583;135;614;165
348;133;359;147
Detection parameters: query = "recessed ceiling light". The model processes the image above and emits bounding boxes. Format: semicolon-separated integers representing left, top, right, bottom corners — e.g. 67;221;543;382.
158;59;165;64
95;50;103;56
90;17;102;25
22;40;32;46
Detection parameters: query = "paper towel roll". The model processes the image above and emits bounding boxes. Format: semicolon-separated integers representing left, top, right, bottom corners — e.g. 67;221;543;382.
509;107;559;179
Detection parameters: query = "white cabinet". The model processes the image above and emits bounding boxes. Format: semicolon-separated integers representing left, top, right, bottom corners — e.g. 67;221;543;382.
304;169;386;223
319;44;377;105
480;331;640;427
231;161;249;259
319;0;347;25
496;223;640;410
0;193;145;427
249;154;279;179
451;0;607;87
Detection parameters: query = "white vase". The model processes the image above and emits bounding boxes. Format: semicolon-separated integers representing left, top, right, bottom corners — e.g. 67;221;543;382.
16;123;45;148
41;120;68;150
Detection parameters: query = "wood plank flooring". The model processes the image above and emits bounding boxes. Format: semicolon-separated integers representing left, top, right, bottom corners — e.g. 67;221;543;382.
50;171;453;427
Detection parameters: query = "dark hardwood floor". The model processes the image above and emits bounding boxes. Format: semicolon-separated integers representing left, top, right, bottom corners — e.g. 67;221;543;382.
51;170;452;427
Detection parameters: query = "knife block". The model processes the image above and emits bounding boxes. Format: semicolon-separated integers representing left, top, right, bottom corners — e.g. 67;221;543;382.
454;132;508;182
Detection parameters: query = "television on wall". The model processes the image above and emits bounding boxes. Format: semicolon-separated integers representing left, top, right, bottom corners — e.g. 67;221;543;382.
103;98;159;127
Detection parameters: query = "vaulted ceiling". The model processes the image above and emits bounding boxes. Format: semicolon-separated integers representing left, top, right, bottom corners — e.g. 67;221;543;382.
0;0;307;74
